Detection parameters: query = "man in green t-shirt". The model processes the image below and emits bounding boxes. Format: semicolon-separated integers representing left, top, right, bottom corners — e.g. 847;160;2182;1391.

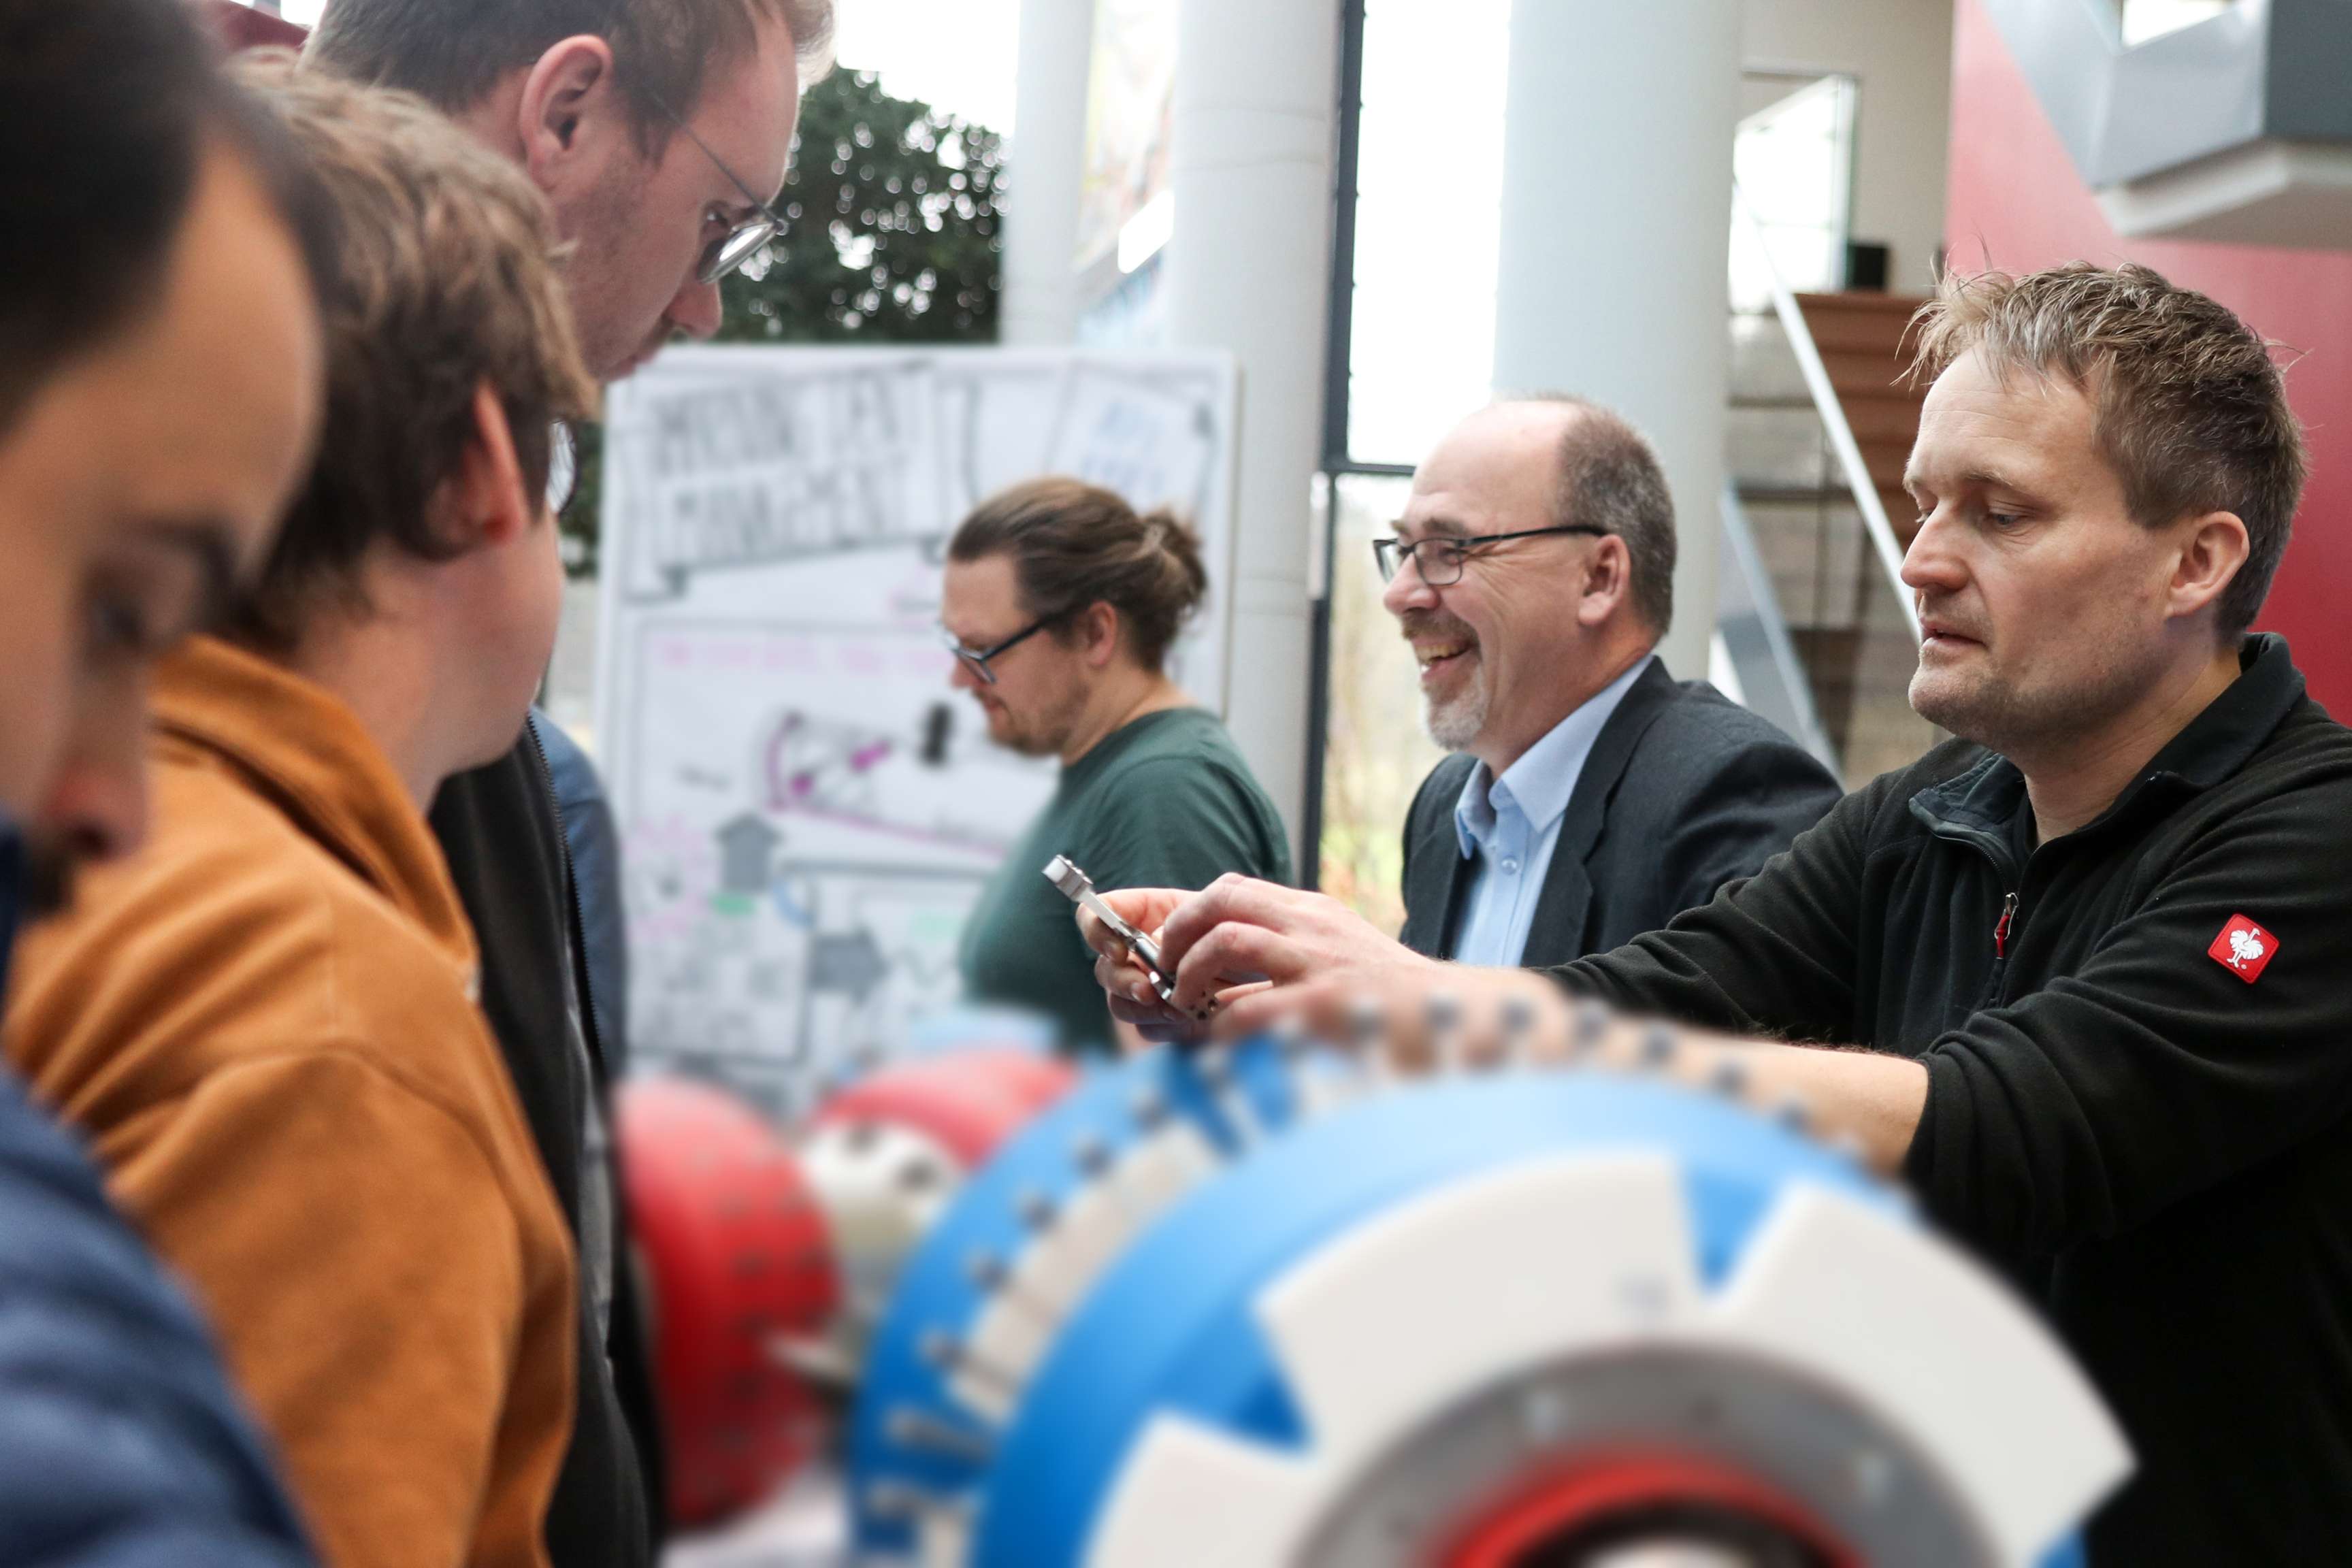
943;478;1290;1053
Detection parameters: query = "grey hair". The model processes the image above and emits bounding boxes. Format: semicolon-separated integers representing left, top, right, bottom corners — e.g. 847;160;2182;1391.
1501;393;1677;633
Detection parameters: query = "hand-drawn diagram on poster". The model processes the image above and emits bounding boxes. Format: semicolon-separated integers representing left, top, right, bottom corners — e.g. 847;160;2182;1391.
596;347;1238;1109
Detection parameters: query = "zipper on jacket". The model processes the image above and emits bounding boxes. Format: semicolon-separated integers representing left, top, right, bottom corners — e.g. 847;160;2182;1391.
1993;891;2019;959
1924;806;2031;1009
1978;889;2021;1009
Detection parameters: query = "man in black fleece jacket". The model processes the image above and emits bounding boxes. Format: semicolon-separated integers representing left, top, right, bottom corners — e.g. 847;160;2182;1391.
1539;628;2352;1564
1085;263;2351;1563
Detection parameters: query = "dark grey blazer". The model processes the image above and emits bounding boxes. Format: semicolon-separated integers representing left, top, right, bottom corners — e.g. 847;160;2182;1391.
1399;659;1844;966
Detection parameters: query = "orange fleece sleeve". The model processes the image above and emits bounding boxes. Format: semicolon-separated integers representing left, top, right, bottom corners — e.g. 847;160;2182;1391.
97;1049;551;1568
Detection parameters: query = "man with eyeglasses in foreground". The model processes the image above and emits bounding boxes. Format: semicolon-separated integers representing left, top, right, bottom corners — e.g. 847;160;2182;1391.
6;59;599;1568
1383;396;1838;970
306;0;832;1552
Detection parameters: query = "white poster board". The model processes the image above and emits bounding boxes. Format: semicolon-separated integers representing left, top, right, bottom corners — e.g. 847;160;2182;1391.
595;346;1238;1107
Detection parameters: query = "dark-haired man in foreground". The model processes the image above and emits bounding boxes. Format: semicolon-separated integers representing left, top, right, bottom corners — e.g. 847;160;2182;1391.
1089;263;2352;1563
0;0;333;1558
7;59;598;1568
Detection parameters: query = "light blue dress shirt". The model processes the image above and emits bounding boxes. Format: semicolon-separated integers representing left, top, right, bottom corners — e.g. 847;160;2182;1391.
1450;655;1654;967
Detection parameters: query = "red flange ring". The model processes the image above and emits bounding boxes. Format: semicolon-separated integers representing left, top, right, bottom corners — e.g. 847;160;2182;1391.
1445;1450;1860;1568
617;1078;840;1529
810;1049;1076;1170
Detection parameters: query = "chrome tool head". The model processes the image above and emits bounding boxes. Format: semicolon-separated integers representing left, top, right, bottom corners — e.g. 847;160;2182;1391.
1042;855;1091;900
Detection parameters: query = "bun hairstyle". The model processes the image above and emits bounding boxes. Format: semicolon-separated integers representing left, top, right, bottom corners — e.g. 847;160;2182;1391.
947;476;1209;672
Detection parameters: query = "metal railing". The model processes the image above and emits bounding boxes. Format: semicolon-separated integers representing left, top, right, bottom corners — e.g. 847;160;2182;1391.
1716;483;1838;774
1730;183;1918;640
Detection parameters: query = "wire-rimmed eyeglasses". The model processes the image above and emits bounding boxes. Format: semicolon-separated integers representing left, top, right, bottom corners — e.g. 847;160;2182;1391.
546;421;579;514
940;617;1051;685
1372;524;1610;587
647;92;789;284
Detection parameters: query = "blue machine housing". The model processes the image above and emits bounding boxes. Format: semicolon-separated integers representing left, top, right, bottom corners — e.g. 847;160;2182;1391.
849;1042;2093;1568
847;1039;1311;1555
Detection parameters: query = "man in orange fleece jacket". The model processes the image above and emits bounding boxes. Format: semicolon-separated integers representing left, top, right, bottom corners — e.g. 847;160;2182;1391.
4;58;598;1568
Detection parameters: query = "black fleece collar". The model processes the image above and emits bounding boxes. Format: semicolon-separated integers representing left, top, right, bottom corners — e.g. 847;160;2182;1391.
1908;634;2306;851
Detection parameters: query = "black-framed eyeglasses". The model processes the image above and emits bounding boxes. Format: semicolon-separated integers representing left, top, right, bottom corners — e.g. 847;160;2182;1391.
940;617;1051;685
1373;525;1610;586
647;93;788;284
546;421;579;514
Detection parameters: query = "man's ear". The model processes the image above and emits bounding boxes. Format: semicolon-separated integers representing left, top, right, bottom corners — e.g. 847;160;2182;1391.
515;35;625;197
450;382;535;551
1081;601;1122;667
1576;534;1632;626
2168;508;2252;623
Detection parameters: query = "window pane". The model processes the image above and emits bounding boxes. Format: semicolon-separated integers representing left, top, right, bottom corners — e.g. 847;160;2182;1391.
2119;0;2235;47
1345;0;1512;466
1318;474;1443;930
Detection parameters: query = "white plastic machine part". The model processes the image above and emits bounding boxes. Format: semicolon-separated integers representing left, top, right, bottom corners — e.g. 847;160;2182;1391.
1085;1154;1695;1566
800;1118;966;1361
1083;1158;2130;1568
947;1117;1228;1431
1698;1188;2132;1564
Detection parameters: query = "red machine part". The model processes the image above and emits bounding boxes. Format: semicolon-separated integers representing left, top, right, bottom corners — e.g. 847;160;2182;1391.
617;1077;840;1530
1444;1450;1860;1568
810;1049;1076;1170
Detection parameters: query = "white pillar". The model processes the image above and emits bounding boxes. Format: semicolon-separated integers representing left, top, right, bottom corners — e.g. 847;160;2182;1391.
1001;0;1094;345
1166;0;1337;864
1490;0;1739;681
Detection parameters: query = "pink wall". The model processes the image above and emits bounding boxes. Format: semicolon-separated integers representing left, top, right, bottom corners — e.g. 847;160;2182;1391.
1946;0;2352;710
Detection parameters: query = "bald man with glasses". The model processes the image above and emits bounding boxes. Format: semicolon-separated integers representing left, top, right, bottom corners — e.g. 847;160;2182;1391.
1379;397;1842;968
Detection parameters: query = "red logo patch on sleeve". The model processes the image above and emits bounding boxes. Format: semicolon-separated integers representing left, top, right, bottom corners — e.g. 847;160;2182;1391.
2208;914;2278;984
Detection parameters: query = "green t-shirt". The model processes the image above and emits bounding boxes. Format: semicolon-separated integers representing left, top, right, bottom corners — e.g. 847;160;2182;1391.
958;707;1293;1054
